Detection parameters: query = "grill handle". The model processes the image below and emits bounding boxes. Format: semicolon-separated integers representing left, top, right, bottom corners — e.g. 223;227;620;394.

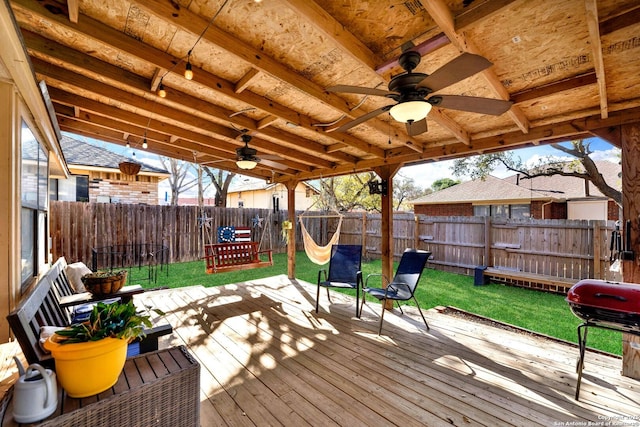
594;292;628;302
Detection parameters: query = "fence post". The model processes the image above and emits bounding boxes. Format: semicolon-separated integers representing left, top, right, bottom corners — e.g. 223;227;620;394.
593;221;602;279
361;212;367;259
414;215;419;249
484;216;491;266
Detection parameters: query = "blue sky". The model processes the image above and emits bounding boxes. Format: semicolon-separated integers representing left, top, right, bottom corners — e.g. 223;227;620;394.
66;132;620;192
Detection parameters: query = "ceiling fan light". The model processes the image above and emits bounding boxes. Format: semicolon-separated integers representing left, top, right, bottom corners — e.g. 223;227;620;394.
236;159;258;170
390;101;432;123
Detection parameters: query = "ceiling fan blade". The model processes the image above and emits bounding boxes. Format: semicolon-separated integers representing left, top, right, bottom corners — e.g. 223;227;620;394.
261;154;284;161
429;95;513;115
327;85;397;97
330;105;393;133
406;118;428;136
260;159;288;170
416;53;493;92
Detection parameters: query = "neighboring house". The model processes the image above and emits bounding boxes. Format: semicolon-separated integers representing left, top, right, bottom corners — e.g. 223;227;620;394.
410;161;620;221
53;136;170;205
226;181;319;210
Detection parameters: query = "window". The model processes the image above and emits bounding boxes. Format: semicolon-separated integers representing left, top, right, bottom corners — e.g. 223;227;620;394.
474;203;531;219
20;121;48;288
473;205;490;216
510;204;531;219
491;204;509;218
75;175;89;202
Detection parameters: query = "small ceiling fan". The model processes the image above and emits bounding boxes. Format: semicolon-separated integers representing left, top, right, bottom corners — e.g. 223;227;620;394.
327;51;513;136
200;131;288;171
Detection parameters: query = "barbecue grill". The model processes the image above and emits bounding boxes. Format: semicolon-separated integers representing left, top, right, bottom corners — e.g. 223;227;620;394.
566;279;640;399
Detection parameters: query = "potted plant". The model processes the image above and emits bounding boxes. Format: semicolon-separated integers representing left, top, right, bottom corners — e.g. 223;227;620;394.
81;269;128;295
44;300;153;398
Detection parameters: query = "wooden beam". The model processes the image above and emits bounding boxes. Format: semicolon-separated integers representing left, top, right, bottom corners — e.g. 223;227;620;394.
136;0;393;144
585;0;608;119
66;0;78;23
286;180;298;279
510;72;598;104
429;109;471;145
234;68;261;94
423;0;531;134
375;33;450;74
373;164;402;309
590;126;622;148
49;89;322;172
291;106;640;181
621;122;640;379
257;115;278;129
454;0;519;31
13;0;382;158
280;0;378;70
599;4;640;35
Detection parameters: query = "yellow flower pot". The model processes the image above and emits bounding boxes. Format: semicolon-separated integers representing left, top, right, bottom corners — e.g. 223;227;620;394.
44;336;127;398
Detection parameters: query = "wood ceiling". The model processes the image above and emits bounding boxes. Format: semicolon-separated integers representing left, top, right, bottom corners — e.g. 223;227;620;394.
9;0;640;183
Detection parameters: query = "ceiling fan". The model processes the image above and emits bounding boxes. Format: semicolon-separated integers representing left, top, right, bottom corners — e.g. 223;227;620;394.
200;132;288;171
327;51;513;136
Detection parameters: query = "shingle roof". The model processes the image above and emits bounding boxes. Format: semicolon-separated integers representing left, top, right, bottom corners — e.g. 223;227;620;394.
60;136;168;174
410;161;620;205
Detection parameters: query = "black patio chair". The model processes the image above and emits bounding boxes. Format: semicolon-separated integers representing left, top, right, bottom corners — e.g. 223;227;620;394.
316;244;363;318
360;249;431;334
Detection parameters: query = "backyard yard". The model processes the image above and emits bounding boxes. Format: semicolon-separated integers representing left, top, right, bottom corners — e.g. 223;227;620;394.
128;251;622;356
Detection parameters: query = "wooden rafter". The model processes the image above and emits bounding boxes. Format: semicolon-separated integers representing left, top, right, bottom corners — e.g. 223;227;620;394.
585;0;608;119
423;0;530;134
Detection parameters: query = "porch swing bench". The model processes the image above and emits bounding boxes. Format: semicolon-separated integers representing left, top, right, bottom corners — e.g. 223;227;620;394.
204;242;273;274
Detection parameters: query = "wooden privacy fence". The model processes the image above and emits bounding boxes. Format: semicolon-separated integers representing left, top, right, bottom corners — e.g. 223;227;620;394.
50;202;291;266
50;203;621;290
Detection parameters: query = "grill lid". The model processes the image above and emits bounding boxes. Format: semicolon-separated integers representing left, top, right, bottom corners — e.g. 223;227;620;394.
566;279;640;315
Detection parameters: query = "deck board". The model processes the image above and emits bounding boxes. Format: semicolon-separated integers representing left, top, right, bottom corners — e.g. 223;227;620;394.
134;275;640;427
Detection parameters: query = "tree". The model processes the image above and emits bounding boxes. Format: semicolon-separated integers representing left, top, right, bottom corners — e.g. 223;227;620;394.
159;157;198;205
201;166;236;207
431;178;460;192
452;139;622;206
315;173;379;212
394;174;431;211
313;172;429;212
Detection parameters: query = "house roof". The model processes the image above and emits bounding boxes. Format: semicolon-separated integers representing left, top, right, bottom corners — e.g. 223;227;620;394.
60;136;168;175
410;161;621;205
6;1;640;183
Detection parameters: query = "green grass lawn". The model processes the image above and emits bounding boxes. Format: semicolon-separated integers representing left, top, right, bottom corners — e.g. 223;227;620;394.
130;251;621;355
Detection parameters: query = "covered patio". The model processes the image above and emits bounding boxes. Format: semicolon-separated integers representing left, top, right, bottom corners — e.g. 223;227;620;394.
133;279;639;426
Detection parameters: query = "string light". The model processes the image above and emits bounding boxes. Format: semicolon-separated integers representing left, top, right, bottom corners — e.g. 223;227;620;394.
184;51;193;80
126;141;130;149
142;138;148;149
157;80;166;98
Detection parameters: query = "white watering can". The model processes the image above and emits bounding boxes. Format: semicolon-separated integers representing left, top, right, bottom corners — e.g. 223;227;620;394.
12;356;58;423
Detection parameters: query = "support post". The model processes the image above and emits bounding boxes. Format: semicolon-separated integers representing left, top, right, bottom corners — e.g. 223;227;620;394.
374;164;402;310
621;122;640;379
286;180;298;279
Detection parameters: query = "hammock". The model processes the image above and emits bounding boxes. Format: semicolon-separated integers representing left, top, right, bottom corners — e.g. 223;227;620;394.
299;215;343;265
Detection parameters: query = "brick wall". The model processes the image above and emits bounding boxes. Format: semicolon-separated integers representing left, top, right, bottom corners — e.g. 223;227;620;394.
413;203;473;216
608;200;620;221
89;178;158;204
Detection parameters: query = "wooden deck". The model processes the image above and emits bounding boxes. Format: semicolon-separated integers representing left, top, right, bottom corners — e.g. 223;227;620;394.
131;276;640;427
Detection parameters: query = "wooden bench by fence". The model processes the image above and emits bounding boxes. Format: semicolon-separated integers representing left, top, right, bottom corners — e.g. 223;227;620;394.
483;267;579;294
204;242;273;274
6;257;172;367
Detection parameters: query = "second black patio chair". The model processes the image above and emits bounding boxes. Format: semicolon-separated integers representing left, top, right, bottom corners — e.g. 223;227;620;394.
316;244;363;318
360;249;431;334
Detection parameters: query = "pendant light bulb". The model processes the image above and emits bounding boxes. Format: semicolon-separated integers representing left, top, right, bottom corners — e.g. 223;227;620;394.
185;61;193;80
142;138;148;149
126;141;130;149
157;82;166;98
